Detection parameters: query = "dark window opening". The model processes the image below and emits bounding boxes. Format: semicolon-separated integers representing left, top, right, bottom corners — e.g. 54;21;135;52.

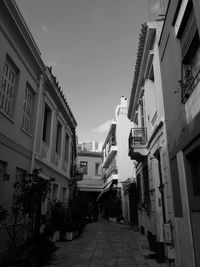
65;133;70;162
80;161;88;175
42;104;52;144
186;146;200;196
95;163;100;176
56;121;62;155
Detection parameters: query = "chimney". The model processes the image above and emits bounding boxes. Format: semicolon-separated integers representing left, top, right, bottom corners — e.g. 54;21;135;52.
120;96;127;107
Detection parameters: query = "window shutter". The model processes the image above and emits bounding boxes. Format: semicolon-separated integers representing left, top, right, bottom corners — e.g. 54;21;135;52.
181;8;197;59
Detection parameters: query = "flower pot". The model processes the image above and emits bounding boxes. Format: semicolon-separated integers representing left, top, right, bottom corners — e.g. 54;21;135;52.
52;230;60;242
109;217;117;222
66;232;73;241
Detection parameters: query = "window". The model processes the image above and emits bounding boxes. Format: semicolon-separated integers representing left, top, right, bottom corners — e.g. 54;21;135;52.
15;167;27;195
170;156;183;217
56;121;62;155
0;160;7;200
140;97;146;128
22;83;34;133
95;163;100;176
178;2;200;102
62;187;68;202
186;146;200;196
52;183;59;201
0;55;19;117
136;174;142;205
142;164;151;213
80;161;88;175
42;103;52;144
64;133;70;162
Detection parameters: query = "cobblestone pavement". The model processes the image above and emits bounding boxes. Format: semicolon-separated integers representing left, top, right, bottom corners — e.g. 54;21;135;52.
45;218;169;267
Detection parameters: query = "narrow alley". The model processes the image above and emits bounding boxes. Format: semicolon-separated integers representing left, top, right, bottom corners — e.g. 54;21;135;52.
45;219;168;267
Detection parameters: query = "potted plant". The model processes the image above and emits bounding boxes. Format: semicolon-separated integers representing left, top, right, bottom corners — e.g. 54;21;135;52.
49;201;66;242
65;193;86;241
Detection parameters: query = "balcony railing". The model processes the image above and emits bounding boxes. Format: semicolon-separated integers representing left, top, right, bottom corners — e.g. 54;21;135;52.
179;69;200;104
129;128;147;148
71;164;84;180
128;128;148;162
104;165;118;182
102;137;117;168
104;138;117;159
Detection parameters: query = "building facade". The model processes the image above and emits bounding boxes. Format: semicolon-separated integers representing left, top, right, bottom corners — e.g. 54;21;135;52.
128;20;174;263
0;0;45;256
32;66;77;213
100;97;135;224
159;0;200;266
0;0;77;258
77;151;103;193
77;151;103;219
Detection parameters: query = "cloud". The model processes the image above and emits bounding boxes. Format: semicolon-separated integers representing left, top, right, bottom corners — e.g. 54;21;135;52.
42;24;48;32
150;2;160;14
93;119;112;133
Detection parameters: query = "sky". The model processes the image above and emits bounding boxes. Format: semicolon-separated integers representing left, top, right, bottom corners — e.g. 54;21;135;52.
15;0;161;144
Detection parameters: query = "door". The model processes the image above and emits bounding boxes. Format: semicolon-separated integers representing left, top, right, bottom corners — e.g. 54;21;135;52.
184;144;200;267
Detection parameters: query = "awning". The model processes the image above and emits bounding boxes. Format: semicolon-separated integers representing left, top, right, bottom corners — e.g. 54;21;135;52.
96;186;111;202
96;180;120;202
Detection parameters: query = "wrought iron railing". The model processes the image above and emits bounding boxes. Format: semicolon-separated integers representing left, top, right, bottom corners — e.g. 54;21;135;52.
129;128;147;148
179;69;200;104
103;136;117;161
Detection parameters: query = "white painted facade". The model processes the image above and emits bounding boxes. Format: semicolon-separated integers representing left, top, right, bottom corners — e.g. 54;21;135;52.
102;96;134;223
0;0;77;259
77;151;103;192
128;21;175;261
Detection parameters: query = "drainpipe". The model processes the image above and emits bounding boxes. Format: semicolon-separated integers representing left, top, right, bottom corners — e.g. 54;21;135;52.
30;73;44;172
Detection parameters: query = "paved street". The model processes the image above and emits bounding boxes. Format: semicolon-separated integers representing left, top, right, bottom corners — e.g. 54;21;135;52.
45;218;169;267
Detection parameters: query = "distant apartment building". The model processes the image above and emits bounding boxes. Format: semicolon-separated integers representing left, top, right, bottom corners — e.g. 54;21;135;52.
128;20;174;263
0;0;77;258
78;141;101;152
99;97;135;225
159;0;200;266
77;151;103;208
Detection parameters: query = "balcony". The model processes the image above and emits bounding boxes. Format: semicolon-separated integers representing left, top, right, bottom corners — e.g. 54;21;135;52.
102;140;117;168
103;172;118;189
128;128;148;162
103;164;118;182
71;164;84;181
179;69;200;104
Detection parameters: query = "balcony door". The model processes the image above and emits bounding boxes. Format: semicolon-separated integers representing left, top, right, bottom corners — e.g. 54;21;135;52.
140;97;146;128
184;143;200;267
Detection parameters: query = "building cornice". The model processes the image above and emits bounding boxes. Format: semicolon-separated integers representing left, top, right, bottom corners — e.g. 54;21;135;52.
2;0;45;71
128;23;157;121
128;23;148;119
45;67;77;129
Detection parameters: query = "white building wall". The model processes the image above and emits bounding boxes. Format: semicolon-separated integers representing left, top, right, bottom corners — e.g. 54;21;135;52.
116;97;135;183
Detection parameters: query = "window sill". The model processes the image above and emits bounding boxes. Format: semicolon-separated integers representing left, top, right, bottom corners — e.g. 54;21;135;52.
0;110;14;124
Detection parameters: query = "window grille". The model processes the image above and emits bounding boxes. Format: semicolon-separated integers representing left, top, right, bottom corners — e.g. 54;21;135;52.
0;57;18;117
22;84;33;132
